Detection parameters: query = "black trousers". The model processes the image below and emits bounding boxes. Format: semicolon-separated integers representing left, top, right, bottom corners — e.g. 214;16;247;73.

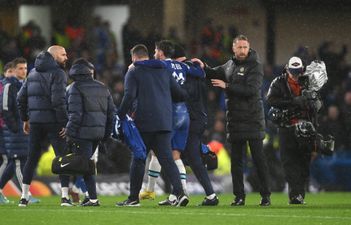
129;131;184;201
279;127;312;199
230;138;271;198
22;123;69;187
184;121;214;196
70;139;98;199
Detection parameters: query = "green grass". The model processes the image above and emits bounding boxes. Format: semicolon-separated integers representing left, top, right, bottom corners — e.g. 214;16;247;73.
0;193;350;225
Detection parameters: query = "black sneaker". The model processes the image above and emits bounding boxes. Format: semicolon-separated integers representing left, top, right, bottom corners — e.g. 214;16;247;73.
176;194;189;207
81;200;100;207
80;197;90;206
61;198;74;206
18;198;29;207
231;197;245;206
259;196;271;206
158;198;175;206
289;194;305;205
116;199;140;207
200;196;219;206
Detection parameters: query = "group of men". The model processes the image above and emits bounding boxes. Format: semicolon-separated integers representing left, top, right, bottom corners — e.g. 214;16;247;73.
0;33;320;207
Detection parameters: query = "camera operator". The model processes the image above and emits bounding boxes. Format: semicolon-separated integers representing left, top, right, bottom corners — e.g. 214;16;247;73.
266;56;322;204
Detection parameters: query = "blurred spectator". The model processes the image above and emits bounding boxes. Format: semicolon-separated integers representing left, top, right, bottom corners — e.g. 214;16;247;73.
51;21;71;49
318;105;346;150
339;91;351;150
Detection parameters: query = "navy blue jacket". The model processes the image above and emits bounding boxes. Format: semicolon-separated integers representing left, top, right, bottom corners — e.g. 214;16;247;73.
1;77;28;158
66;64;115;141
118;59;187;132
17;51;68;125
182;60;208;130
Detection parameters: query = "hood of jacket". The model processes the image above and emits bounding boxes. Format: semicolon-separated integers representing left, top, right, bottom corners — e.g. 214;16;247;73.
133;59;167;69
68;63;93;81
34;51;60;72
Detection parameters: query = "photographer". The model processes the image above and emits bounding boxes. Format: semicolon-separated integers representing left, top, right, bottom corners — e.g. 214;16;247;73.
266;56;323;204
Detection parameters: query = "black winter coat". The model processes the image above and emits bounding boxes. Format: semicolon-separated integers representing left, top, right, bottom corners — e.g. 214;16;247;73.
66;67;115;141
183;61;208;132
266;72;321;126
17;51;68;125
205;49;265;140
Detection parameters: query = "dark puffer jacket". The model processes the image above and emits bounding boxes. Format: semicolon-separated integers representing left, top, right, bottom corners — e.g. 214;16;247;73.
205;49;265;140
1;77;28;158
66;63;115;141
17;51;68;125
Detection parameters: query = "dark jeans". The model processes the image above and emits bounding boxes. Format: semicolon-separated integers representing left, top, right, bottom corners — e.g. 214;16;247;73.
129;131;184;201
184;121;214;196
70;139;98;199
230;138;271;198
22;123;69;187
279;127;311;199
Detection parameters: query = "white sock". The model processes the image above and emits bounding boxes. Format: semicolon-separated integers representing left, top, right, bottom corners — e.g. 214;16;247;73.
61;187;69;199
146;155;161;192
21;184;30;200
206;193;216;200
175;159;187;193
84;192;89;198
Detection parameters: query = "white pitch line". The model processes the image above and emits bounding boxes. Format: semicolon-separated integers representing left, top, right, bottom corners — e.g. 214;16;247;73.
10;208;351;221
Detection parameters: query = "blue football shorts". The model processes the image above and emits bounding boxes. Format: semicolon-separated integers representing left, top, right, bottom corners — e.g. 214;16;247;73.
171;103;190;151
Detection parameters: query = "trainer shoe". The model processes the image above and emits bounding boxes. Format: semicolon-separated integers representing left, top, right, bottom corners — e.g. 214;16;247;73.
80;197;90;206
116;199;140;207
81;200;100;207
139;190;156;200
0;192;10;204
200;196;219;206
69;188;80;204
29;196;40;204
176;194;189;207
158;198;175;206
259;196;271;206
289;194;305;205
231;197;245;206
61;198;74;206
18;198;29;207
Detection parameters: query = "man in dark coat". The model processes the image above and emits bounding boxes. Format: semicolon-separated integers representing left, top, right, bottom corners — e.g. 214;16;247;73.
66;58;115;206
266;56;322;204
116;44;188;207
0;58;38;204
174;43;219;206
193;35;271;206
17;45;71;207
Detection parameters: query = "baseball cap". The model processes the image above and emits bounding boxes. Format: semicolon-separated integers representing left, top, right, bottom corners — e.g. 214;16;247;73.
288;56;304;76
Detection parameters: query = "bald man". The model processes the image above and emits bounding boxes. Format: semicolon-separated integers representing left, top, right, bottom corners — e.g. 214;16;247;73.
17;46;71;207
48;45;68;68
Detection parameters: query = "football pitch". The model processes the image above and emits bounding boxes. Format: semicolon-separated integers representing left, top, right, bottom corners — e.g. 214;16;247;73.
0;193;350;225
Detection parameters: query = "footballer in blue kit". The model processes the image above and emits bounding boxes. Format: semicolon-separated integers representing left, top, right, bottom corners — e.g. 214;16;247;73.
162;58;204;152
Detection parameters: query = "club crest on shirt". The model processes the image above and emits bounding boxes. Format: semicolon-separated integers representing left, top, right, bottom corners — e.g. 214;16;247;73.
237;67;245;76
